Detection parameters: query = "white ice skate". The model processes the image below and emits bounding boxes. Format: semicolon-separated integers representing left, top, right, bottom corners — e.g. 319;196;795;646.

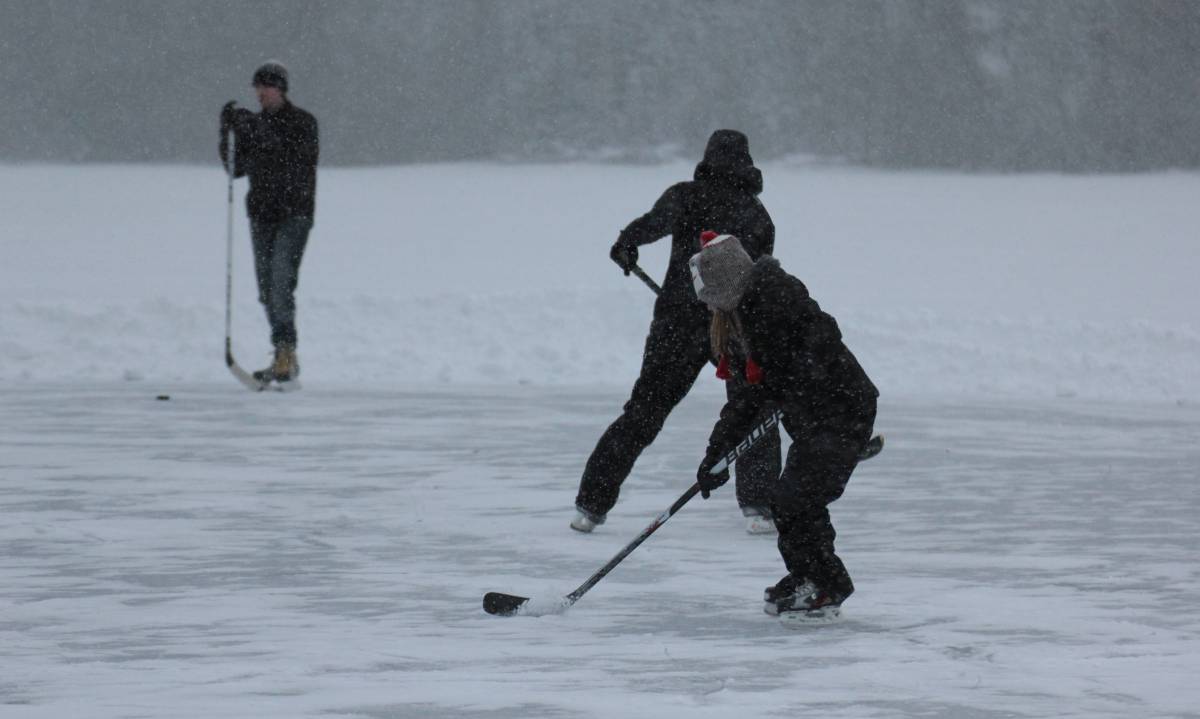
569;511;598;533
744;513;776;535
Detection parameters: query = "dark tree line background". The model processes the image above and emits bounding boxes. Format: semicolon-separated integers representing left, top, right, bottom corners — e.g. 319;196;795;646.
1;0;1197;170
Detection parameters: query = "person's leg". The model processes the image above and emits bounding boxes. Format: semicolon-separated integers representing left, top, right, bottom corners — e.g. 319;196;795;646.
249;220;281;379
771;402;875;603
730;379;782;522
574;309;709;522
249;220;277;320
265;217;312;351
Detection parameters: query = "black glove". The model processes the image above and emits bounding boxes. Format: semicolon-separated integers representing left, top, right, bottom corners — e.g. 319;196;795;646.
609;241;638;276
220;102;254;134
696;449;730;500
220;101;238;132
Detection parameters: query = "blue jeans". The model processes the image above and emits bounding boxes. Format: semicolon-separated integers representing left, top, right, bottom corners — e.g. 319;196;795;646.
250;217;312;348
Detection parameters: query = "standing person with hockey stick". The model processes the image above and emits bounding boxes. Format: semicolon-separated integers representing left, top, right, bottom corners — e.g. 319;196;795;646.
219;61;318;387
571;129;783;535
688;233;878;622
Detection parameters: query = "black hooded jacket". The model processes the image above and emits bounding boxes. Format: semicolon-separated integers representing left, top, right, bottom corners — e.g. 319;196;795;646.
706;257;879;456
615;130;774;307
223;101;319;222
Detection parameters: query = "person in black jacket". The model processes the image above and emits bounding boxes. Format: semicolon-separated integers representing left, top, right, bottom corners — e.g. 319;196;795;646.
219;61;318;385
571;130;783;535
689;233;878;622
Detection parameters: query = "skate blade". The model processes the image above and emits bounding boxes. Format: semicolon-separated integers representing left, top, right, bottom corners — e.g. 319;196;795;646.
778;605;843;626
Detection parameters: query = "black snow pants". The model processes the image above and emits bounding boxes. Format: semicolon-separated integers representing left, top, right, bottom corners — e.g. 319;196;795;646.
575;301;781;520
772;397;876;599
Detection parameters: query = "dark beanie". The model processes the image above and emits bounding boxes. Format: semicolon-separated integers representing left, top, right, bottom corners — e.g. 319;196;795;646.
252;61;289;92
701;130;753;170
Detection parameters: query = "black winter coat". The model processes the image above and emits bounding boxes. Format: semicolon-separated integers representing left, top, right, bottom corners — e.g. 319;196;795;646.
707;257;879;456
616;131;774;307
223;102;319;222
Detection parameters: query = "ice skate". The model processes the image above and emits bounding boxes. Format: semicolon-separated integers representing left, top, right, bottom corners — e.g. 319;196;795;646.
764;575;846;624
763;573;799;606
743;508;776;535
569;508;604;533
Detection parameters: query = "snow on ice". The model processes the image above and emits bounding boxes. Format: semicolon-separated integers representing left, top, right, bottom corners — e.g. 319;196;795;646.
1;163;1198;718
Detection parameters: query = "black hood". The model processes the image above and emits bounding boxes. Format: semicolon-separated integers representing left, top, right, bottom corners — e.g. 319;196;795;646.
694;129;762;195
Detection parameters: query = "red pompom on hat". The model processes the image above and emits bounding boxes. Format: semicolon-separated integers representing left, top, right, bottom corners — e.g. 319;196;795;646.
700;230;720;246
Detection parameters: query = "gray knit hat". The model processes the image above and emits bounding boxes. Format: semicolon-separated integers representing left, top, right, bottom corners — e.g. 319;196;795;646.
689;233;755;311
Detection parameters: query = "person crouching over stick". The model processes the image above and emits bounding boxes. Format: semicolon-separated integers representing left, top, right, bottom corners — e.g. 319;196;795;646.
689;232;879;622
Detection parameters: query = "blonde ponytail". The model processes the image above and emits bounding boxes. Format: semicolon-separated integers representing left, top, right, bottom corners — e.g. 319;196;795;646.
709;309;741;359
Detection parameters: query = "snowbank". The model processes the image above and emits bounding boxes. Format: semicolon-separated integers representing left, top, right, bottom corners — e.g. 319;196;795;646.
2;163;1197;402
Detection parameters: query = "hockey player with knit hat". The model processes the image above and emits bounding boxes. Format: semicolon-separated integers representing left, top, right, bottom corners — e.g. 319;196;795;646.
219;61;318;386
689;232;879;622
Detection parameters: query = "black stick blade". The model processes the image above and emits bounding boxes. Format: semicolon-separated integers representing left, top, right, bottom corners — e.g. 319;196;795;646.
483;592;529;616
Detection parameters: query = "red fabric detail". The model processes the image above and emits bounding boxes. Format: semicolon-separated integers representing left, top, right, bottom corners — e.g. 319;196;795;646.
700;230;719;247
715;354;731;380
745;356;763;385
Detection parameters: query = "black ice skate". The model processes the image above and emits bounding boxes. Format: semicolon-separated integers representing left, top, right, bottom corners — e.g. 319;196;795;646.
764;575;847;624
763;574;799;606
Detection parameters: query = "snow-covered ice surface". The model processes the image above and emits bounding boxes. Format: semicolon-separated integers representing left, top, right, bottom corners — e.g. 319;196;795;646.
1;163;1198;402
2;163;1199;716
2;384;1199;718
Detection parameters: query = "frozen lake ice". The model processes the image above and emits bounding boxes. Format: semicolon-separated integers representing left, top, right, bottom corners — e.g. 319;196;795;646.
3;161;1197;715
2;383;1197;718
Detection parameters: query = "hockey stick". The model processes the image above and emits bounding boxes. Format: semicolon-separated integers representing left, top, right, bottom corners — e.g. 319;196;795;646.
482;424;883;617
483;483;702;617
628;262;722;373
629;263;662;295
700;412;883;480
484;409;796;617
222;122;266;391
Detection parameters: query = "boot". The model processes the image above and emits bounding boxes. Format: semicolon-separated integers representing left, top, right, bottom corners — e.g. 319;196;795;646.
271;344;299;382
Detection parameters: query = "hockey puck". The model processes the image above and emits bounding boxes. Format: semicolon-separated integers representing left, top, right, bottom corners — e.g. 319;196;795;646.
156;395;170;401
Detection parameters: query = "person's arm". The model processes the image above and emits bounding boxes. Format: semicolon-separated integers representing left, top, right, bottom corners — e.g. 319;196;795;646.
609;183;685;274
218;102;257;178
742;198;775;258
757;208;775;256
695;385;769;498
709;384;768;457
294;113;319;168
619;183;684;248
